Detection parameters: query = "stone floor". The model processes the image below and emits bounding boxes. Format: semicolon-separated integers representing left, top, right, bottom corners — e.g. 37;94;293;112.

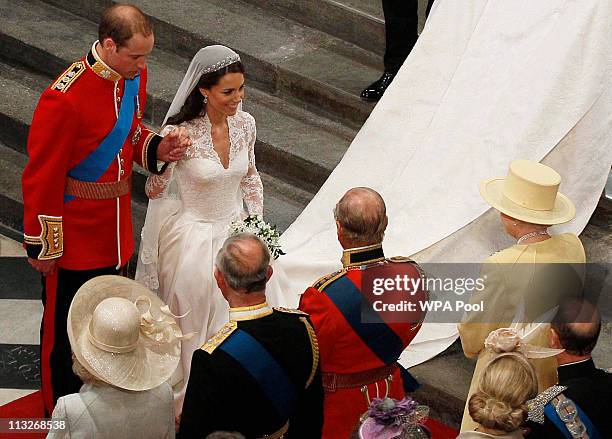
0;235;41;406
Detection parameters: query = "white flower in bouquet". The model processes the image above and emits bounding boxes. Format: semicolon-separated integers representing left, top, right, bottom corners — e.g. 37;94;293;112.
228;215;286;259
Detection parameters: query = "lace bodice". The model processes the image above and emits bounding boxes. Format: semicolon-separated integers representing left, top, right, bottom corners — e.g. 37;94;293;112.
146;111;263;220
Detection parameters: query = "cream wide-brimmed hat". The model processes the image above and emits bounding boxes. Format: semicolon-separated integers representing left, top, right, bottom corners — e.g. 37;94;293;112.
68;275;181;391
480;160;575;225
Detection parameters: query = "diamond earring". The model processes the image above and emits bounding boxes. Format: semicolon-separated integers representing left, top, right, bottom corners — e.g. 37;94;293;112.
203;95;208;104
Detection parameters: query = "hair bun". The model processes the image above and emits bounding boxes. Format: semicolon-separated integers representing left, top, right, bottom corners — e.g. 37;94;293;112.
469;392;526;432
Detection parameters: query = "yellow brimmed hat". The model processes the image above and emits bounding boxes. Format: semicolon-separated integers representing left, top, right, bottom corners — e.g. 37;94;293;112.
480;160;575;225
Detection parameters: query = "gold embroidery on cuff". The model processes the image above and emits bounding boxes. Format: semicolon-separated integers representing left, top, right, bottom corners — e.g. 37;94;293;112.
141;132;155;171
24;235;40;245
36;215;63;259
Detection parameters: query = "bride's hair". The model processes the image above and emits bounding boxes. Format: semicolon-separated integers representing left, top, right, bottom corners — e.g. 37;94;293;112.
168;61;245;125
468;352;538;432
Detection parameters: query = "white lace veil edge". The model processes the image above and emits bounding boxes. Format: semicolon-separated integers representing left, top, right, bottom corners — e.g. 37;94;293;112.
135;45;241;292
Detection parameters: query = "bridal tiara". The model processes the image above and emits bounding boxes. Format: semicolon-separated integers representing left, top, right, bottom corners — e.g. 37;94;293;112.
201;53;241;75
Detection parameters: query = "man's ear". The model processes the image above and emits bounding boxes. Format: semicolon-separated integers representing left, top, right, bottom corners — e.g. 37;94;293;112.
100;37;117;52
214;268;225;290
266;265;273;281
549;327;562;349
336;220;343;240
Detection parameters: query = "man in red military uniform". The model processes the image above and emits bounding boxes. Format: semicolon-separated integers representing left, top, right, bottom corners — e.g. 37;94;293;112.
299;187;428;438
21;4;190;414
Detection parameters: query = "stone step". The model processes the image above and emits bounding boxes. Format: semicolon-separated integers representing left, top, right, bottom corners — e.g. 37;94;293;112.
37;0;379;128
240;0;385;54
0;0;355;193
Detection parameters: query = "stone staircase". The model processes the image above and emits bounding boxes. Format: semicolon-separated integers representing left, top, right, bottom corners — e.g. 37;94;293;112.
1;0;610;429
0;0;379;235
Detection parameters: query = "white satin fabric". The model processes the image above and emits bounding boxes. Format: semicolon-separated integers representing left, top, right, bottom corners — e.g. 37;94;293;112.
135;110;263;413
267;0;612;368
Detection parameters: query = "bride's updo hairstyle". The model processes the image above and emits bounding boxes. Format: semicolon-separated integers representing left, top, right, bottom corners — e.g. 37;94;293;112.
468;352;538;432
167;61;245;125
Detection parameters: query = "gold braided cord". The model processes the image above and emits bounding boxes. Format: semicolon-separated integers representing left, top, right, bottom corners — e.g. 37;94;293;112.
300;317;319;389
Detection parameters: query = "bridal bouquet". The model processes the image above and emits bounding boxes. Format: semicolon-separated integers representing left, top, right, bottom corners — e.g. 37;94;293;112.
228;215;286;259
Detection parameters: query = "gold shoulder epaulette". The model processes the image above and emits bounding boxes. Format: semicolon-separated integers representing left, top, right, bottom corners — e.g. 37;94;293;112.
274;307;308;316
51;61;86;93
387;256;415;263
312;269;346;291
200;321;237;354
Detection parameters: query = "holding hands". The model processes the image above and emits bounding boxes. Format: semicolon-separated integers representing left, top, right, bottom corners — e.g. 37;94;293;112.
157;127;191;163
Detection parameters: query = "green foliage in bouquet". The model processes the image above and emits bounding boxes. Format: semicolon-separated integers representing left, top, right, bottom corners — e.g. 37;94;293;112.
228;215;286;259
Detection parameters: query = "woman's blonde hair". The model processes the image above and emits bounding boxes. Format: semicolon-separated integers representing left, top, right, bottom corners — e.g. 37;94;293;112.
468;352;538;432
72;356;106;387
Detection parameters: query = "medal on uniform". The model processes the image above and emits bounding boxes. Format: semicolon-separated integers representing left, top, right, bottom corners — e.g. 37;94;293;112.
135;95;142;119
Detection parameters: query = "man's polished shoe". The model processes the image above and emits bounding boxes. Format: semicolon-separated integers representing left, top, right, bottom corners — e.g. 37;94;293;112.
360;71;396;102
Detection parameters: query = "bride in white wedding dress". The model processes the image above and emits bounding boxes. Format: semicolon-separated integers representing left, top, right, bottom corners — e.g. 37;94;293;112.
136;45;263;412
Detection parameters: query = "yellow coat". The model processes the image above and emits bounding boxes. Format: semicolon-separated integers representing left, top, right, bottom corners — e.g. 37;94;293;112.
457;233;585;431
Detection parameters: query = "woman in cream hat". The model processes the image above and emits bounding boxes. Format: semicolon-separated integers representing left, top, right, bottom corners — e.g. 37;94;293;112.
47;275;181;438
457;160;586;432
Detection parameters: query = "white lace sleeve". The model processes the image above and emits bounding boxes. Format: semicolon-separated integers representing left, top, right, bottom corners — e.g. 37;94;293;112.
145;163;176;199
240;117;264;216
145;125;176;199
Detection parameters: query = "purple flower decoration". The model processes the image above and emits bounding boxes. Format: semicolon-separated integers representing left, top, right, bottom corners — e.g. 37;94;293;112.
368;397;418;427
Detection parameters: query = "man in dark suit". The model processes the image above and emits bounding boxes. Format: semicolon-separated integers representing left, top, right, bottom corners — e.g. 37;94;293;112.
527;298;611;438
179;233;324;438
361;0;434;101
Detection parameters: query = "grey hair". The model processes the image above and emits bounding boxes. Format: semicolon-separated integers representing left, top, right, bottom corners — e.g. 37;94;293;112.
334;187;388;244
215;233;270;292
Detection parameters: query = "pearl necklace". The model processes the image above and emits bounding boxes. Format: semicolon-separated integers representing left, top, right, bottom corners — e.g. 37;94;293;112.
517;231;549;245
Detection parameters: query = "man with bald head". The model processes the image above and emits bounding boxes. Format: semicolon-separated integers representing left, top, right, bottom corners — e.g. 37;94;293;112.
299;187;428;438
527;298;611;438
22;3;190;412
179;233;323;438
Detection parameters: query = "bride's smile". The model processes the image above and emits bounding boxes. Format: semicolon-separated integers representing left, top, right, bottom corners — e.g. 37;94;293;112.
200;72;245;118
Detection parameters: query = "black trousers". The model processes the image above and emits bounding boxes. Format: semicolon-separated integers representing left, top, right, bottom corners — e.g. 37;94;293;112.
383;0;435;73
40;264;123;414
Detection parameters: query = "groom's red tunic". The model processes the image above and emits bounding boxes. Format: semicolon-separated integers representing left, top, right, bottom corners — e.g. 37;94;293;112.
299;244;427;438
21;44;166;413
22;46;163;269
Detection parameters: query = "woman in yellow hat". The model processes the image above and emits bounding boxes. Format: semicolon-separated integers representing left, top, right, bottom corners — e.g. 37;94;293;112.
457;160;586;432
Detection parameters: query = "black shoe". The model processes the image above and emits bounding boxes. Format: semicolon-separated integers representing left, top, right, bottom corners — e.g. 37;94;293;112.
360;72;396;102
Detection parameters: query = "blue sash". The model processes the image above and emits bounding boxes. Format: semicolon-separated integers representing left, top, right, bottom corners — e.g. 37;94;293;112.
325;276;419;391
545;400;601;439
219;329;296;419
65;75;140;203
325;275;405;365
